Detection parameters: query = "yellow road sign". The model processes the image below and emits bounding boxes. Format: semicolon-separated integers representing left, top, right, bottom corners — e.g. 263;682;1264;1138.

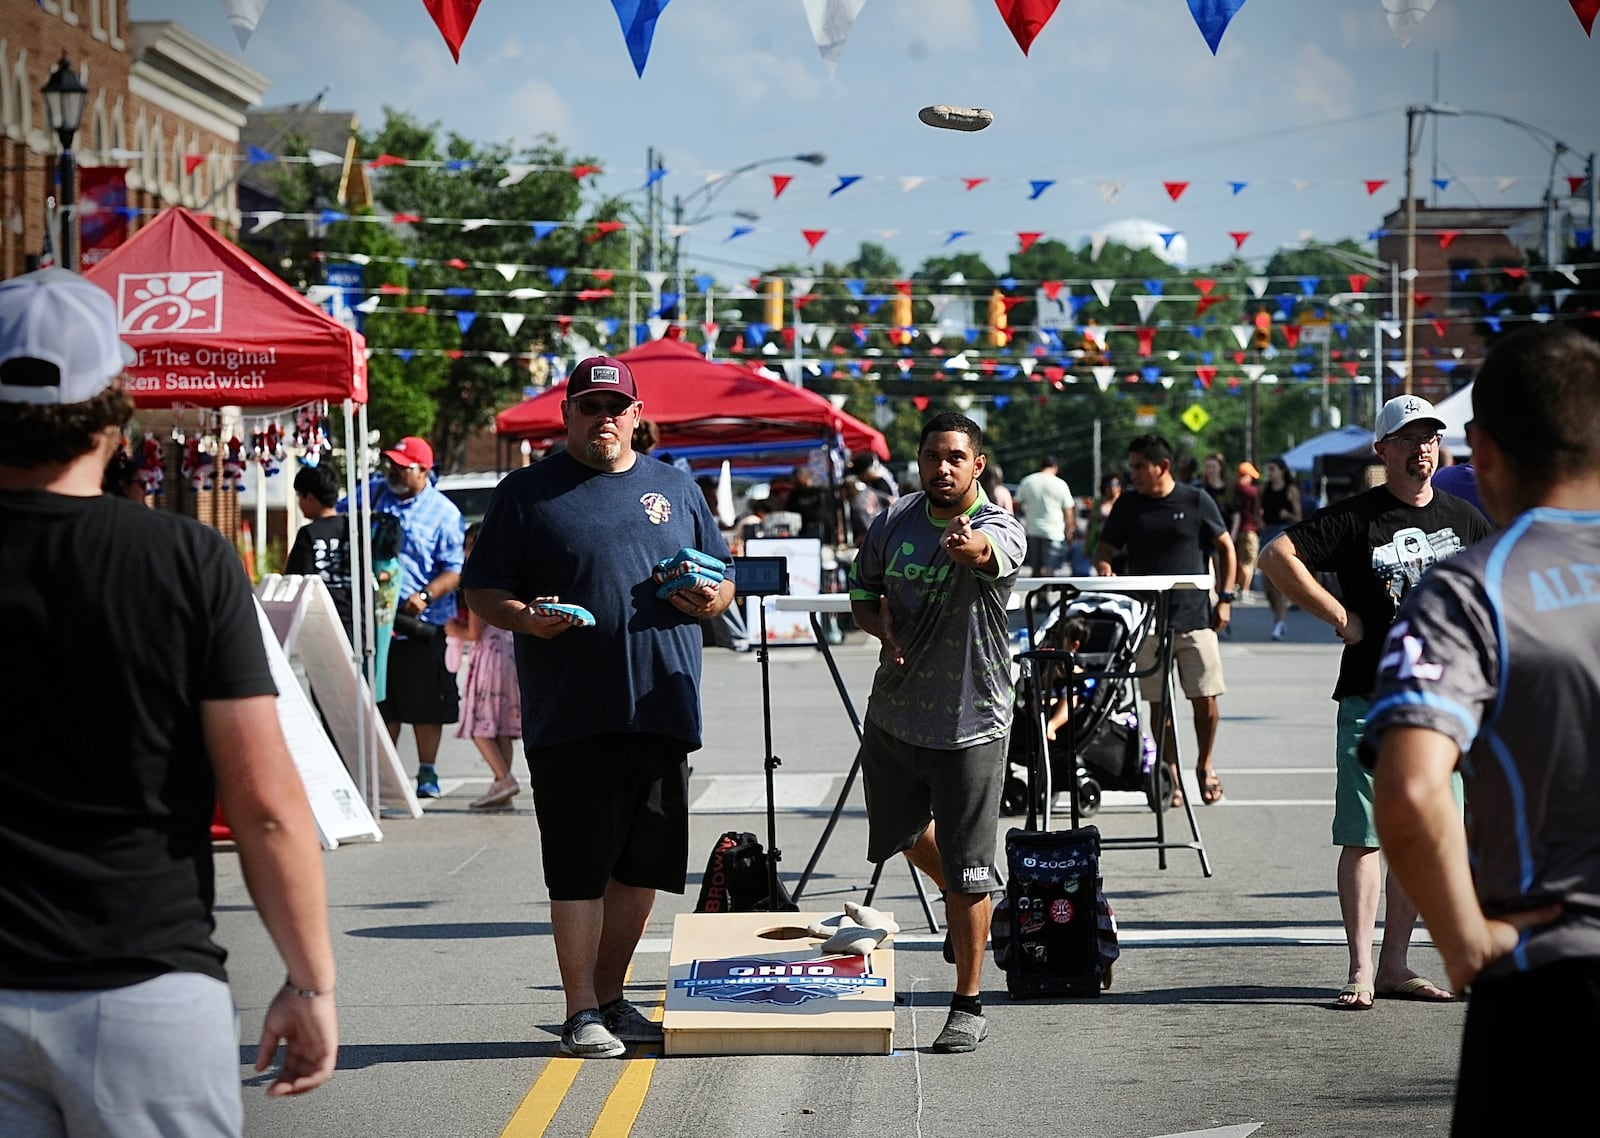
1181;404;1211;433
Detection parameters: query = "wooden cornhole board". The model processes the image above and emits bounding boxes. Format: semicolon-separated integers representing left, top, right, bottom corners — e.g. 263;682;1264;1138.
663;911;896;1056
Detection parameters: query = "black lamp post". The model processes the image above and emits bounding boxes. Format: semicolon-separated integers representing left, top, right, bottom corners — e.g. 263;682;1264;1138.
41;53;89;271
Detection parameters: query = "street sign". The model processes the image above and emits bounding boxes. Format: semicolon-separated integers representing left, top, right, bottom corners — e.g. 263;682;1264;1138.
1299;319;1333;345
1135;404;1158;427
1181;404;1212;433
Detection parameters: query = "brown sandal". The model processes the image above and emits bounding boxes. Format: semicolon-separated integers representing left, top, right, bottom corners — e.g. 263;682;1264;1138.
1199;770;1224;805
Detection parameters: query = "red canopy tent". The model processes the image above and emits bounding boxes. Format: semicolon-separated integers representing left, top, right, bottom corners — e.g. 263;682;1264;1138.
83;206;366;407
495;337;889;462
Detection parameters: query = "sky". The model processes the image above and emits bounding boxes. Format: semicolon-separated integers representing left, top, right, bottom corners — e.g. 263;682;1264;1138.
130;0;1600;281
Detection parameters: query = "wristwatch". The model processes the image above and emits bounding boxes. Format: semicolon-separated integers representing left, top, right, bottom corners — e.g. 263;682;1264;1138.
1216;591;1236;604
415;588;432;606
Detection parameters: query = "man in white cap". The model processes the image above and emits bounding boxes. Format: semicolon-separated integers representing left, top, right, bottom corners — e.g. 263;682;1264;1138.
0;270;337;1130
1259;393;1489;1009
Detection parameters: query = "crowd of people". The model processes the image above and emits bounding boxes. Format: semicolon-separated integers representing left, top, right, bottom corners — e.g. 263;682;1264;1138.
4;264;1596;1134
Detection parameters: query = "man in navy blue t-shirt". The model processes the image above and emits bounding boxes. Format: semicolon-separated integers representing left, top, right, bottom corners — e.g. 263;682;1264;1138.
463;355;735;1060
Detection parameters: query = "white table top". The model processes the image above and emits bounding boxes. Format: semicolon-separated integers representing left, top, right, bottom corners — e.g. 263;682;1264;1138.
771;574;1212;613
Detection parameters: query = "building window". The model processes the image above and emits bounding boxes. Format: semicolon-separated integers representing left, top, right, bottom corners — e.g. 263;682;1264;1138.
39;1;61;15
61;0;79;27
0;47;12;135
111;96;125;156
12;54;29;138
108;0;123;50
91;0;107;40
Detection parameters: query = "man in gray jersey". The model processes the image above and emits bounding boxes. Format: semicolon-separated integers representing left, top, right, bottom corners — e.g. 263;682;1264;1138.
1367;323;1600;1136
849;412;1027;1053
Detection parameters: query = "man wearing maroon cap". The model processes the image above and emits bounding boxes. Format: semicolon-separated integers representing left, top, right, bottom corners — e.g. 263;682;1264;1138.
349;433;465;798
464;355;736;1058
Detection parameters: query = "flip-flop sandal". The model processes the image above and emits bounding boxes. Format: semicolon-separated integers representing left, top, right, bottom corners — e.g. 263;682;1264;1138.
1334;982;1374;1010
1376;976;1454;1001
1199;771;1225;805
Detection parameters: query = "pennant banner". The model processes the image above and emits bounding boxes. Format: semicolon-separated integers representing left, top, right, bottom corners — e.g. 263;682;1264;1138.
219;0;269;50
609;0;672;77
422;0;483;63
994;0;1062;55
802;0;868;73
1187;0;1249;55
1383;0;1438;47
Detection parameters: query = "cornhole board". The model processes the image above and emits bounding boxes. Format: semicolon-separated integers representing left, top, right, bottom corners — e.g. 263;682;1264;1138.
663;911;895;1056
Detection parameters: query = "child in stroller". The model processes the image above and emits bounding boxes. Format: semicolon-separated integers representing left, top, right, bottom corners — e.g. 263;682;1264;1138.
1002;591;1169;817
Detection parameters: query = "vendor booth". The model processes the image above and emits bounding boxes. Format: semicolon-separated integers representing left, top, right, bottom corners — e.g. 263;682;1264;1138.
83;207;408;828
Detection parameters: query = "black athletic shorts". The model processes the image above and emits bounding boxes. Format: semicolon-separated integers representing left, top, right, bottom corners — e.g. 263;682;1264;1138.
378;632;460;726
525;731;690;901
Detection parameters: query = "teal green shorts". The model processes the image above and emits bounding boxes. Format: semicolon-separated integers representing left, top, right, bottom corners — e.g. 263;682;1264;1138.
1332;696;1463;847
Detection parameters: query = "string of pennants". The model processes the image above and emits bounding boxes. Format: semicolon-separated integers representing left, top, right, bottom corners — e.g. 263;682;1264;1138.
214;1;1600;67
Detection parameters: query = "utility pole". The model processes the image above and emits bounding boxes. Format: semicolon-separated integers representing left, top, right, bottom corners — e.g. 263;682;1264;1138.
1403;105;1420;396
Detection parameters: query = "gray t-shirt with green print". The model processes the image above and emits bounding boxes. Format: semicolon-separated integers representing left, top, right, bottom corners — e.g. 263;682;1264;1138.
850;490;1027;749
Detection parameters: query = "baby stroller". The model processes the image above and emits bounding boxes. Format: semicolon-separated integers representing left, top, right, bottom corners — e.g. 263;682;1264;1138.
1002;590;1172;818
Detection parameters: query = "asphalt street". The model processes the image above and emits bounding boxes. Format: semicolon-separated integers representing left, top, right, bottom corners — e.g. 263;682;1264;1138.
218;596;1464;1138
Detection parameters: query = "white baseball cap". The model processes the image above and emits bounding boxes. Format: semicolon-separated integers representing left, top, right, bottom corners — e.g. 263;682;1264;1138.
1374;394;1445;443
0;269;136;405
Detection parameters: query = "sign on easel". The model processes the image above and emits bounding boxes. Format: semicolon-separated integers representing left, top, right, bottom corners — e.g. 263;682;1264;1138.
256;575;421;819
745;537;822;645
252;596;382;849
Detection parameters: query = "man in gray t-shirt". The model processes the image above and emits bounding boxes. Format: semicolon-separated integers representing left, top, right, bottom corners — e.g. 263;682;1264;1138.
850;412;1026;1054
1366;324;1600;1136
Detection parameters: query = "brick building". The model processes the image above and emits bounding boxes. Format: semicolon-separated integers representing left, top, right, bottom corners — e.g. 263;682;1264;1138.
1;0;268;279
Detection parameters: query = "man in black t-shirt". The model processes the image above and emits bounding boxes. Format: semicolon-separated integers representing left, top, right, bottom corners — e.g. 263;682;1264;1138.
1260;393;1489;1010
287;461;355;640
0;269;337;1126
1094;434;1237;808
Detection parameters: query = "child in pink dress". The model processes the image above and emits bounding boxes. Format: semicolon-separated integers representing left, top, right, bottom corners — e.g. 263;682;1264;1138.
451;525;523;809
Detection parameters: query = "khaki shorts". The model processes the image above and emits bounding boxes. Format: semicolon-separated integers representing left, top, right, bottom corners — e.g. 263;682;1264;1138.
1135;628;1226;702
1236;529;1260;569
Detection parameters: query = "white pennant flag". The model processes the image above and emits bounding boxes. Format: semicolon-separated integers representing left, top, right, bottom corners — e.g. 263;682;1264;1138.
946;353;971;371
1091;279;1115;305
1496;177;1520;193
829;394;849;409
781;360;804;384
1133;295;1162;323
704;324;721;351
790;276;816;297
1297;229;1316;244
495;264;518;282
878;229;901;241
1160;376;1174;390
641;270;668;295
219;0;269;49
1550;288;1573;309
506;287;546;300
725;283;758;299
1243;364;1266;382
1092;366;1116;391
306;149;343;168
761;341;780;356
1530;312;1554;324
1166;350;1181;361
1019;358;1037;377
666;224;690;239
499;165;535;188
646;318;670;340
363;348;373;361
814;325;837;349
486;351;510;367
250;210;284;232
1400;267;1420;281
1231;325;1254;349
1098;181;1123;206
500;313;526;337
348;252;371;265
1380;319;1402;339
1083;324;1108;350
795;322;815;345
1382;0;1437;47
356;296;381;314
1556;264;1580;285
900;176;925;193
1388;361;1409;378
801;0;867;76
1089;233;1108;262
1451;347;1464;358
461;219;492;233
1245;276;1269;299
1292;179;1313;192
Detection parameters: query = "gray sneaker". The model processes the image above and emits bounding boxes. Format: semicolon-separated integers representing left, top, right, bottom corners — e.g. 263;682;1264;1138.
559;1009;625;1058
932;1008;988;1053
602;999;664;1044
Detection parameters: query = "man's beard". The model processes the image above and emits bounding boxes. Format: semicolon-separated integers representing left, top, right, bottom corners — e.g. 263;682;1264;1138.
386;475;414;497
585;435;622;465
924;479;964;509
1406;455;1433;481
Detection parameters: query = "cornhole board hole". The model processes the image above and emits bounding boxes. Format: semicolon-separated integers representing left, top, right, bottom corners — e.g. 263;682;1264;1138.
663;911;895;1056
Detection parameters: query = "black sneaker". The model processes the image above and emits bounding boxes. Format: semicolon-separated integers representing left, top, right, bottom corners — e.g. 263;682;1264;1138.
559;1009;625;1058
932;1008;988;1053
602;999;663;1044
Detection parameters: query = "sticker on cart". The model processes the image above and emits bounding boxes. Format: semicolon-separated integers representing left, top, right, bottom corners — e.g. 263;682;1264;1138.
1050;898;1075;924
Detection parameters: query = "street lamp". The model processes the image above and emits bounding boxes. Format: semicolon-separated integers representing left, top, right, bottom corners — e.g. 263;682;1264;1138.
41;53;89;272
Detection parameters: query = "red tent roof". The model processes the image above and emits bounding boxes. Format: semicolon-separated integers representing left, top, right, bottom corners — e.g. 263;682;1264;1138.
84;207;367;407
495;338;888;460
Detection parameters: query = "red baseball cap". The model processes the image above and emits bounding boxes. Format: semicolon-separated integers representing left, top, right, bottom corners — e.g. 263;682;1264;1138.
565;355;638;401
383;436;434;469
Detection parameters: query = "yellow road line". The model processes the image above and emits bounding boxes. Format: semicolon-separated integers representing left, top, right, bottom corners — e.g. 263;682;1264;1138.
500;1056;583;1137
589;1004;665;1138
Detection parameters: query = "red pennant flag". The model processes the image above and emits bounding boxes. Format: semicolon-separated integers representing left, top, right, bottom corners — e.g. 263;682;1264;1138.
1414;293;1433;309
422;0;483;62
795;294;818;309
1505;266;1529;280
391;213;422;224
405;305;429;315
446;350;465;360
1229;231;1251;250
446;258;469;269
572;164;603;180
372;153;409;167
1042;280;1064;300
1572;0;1599;35
557;315;573;333
1017;231;1042;253
701;322;719;339
379;284;408;295
748;278;763;291
1195;295;1224;317
1002;296;1027;311
781;327;796;348
576;288;615;301
850;323;866;341
802;229;827;253
962;177;989;191
1342;361;1361;377
1043;365;1066;384
1348;273;1371;293
1196;365;1217;387
771;174;793;199
1364;179;1388;196
1283;325;1301;349
184;154;206;175
1164;181;1189;202
1437;230;1460;250
994;0;1062;55
1432;318;1448;338
981;359;997;375
731;334;745;354
592;270;615;284
586;221;626;243
1232;351;1246;365
1568;175;1591;194
1135;327;1156;357
1194;278;1216;297
913;395;931;411
893;280;912;296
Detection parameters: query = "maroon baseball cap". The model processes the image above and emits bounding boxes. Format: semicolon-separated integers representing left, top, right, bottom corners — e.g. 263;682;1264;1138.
565;355;638;401
383;435;434;468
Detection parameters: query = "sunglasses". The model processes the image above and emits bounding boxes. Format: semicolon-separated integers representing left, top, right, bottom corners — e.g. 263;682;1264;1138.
571;396;636;418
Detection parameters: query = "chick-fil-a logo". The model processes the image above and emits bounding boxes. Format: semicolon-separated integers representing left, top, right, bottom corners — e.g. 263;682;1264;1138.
118;272;224;334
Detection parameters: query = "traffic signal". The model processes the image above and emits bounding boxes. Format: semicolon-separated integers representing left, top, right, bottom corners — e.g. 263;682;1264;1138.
1251;310;1272;351
889;291;912;346
988;289;1008;347
764;278;785;330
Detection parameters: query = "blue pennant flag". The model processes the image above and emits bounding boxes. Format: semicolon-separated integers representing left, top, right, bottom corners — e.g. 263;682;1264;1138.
693;275;715;293
402;258;417;268
1275;294;1297;318
445;159;474;172
746;322;769;343
1187;0;1248;55
1433;178;1449;192
1367;229;1388;241
531;221;558;240
657;292;680;315
1068;295;1094;318
1158;231;1180;249
599;318;620;337
830;176;862;196
819;362;835;377
1201;351;1214;363
634;323;650;342
1481;291;1506;311
1047;330;1064;350
1144;279;1165;296
396;349;416;362
1291;363;1312;377
1229;181;1248;195
1436;359;1458;373
994;395;1011;408
455;311;477;334
1577;229;1595;248
443;286;475;297
943;230;971;246
844;279;866;298
998;366;1020;380
546;267;568;286
1141;366;1163;384
247;144;274;164
609;0;671;78
865;297;885;315
999;276;1017;290
964;329;979;345
1333;323;1349;338
1028;180;1055;200
1455;268;1472;284
319;209;348;224
1298;276;1320;296
725;226;754;242
1187;325;1205;340
643;167;667;189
